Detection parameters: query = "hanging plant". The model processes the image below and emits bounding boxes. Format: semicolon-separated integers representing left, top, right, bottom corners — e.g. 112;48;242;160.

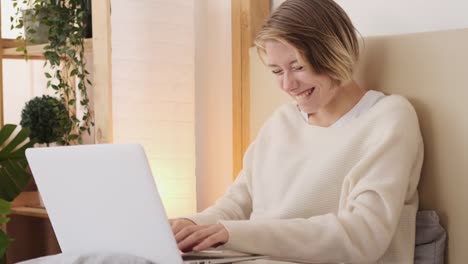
11;0;94;144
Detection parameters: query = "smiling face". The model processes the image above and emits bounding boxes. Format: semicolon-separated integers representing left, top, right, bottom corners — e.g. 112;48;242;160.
264;40;340;115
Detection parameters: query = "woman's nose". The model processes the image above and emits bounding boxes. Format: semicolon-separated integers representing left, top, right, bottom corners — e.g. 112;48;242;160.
281;72;298;92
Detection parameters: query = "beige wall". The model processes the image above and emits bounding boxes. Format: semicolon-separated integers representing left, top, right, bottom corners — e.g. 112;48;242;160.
111;0;196;218
273;0;468;36
194;0;233;211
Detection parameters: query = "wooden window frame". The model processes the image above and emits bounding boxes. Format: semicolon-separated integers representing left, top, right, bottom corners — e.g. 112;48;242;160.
232;0;270;178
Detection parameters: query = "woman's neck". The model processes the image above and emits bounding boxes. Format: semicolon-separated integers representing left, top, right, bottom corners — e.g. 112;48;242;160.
308;81;366;127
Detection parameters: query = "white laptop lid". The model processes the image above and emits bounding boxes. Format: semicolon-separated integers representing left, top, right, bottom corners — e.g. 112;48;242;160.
26;144;184;264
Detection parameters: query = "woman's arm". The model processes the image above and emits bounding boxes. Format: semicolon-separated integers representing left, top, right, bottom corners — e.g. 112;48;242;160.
186;169;253;225
182;139;257;225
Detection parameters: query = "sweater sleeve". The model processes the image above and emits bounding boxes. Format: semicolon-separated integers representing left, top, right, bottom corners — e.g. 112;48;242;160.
220;109;424;263
186;169;253;225
185;141;256;225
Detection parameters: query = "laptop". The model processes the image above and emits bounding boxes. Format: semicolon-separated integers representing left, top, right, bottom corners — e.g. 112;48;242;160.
26;144;265;264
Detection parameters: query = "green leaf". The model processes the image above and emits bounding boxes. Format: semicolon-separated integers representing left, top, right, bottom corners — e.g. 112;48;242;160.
0;199;10;215
0;124;35;202
0;216;9;225
80;99;89;105
68;134;79;141
0;199;10;225
0;230;11;261
67;49;76;57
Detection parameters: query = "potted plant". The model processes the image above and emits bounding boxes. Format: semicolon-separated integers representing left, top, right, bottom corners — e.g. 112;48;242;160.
11;0;94;145
20;95;72;146
0;124;36;264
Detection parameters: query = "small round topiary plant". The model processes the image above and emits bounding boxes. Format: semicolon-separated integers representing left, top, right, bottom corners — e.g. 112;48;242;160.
20;95;72;146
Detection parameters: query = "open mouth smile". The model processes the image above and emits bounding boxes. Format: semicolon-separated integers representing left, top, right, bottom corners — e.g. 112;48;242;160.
295;87;315;100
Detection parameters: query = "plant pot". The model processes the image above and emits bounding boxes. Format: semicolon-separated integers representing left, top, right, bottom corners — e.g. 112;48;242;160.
22;9;50;45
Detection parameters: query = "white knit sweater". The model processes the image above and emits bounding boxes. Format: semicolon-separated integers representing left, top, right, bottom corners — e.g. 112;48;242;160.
189;95;424;264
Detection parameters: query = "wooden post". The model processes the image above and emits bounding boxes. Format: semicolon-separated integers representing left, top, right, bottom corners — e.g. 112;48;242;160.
232;0;270;178
91;0;112;143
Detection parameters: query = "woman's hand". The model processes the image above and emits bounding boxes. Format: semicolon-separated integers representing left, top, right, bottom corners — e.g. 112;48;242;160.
169;218;197;235
174;224;229;252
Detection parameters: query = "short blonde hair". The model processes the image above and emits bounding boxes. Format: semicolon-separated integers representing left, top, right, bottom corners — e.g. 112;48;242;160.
255;0;360;85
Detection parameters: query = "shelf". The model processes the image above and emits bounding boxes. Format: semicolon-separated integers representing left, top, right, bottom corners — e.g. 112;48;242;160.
0;38;22;48
9;191;48;218
1;38;92;60
12;191;42;208
10;206;49;219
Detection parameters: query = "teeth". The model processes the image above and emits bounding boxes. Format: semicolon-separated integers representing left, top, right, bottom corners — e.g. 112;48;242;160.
296;88;313;99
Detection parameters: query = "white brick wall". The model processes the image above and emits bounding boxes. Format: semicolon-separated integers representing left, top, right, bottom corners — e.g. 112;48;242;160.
194;0;233;211
111;0;196;218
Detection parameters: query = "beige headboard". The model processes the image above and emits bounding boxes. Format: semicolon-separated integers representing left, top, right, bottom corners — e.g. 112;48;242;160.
249;28;468;263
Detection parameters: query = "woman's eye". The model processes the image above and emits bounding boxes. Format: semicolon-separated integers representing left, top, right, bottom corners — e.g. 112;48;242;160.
272;69;283;75
293;66;304;71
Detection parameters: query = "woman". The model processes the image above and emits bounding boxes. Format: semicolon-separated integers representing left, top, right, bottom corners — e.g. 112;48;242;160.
171;0;423;263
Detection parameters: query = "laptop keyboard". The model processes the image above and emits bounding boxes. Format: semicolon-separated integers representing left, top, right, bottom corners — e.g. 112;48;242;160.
182;255;227;260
